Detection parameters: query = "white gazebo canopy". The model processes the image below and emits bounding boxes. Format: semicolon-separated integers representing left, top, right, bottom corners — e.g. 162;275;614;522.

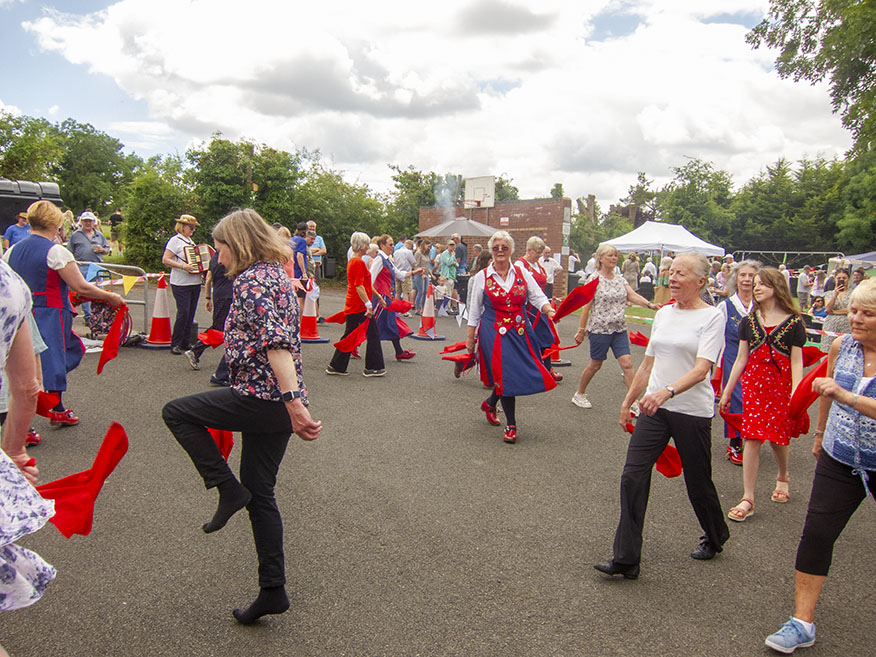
605;221;724;257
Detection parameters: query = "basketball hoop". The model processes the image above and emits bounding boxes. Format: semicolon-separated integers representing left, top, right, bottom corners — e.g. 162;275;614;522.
463;200;482;209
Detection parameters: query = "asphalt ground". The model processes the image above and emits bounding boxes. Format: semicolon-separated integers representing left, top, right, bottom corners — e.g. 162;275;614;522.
3;287;872;657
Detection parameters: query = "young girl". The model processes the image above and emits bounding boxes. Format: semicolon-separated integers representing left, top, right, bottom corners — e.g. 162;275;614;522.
718;268;806;521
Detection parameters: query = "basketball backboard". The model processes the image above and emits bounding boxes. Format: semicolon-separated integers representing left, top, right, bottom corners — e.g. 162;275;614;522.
463;176;496;209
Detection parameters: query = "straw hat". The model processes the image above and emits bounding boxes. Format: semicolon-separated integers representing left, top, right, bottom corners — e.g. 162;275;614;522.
176;214;200;226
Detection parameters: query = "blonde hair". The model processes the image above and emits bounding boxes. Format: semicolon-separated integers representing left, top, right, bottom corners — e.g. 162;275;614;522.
526;236;545;252
212;209;292;278
27;200;63;230
594;243;619;270
277;226;292;240
849;277;876;310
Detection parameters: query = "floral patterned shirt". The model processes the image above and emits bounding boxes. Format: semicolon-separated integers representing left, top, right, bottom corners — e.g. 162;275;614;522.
585;272;629;334
224;261;308;405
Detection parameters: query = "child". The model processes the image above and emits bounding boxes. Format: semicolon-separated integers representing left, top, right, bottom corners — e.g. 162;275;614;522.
434;276;448;316
719;268;806;521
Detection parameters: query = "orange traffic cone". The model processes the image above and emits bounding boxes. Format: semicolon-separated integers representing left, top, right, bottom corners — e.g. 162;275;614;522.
411;283;445;341
143;273;172;349
300;279;329;343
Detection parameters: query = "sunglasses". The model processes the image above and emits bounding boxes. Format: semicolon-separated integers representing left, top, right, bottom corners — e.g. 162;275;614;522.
491;245;510;253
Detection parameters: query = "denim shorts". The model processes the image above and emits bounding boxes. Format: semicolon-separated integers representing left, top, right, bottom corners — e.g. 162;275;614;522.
589;330;631;361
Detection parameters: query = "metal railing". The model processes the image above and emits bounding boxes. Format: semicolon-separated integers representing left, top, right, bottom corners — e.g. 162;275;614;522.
75;261;150;333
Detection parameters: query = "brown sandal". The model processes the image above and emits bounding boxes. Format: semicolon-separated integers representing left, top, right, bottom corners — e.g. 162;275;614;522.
771;477;790;503
728;498;755;522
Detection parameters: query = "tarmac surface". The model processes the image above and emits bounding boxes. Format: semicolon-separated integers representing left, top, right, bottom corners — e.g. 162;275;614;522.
3;287;872;657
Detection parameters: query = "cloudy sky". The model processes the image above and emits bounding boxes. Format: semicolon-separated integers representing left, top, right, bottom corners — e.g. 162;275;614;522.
0;0;851;206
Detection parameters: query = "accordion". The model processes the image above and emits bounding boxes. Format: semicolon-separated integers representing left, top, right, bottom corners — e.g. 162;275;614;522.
183;244;215;274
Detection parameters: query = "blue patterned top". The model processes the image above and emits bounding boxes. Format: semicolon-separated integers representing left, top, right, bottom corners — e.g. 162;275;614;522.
224;261;308;405
823;335;876;477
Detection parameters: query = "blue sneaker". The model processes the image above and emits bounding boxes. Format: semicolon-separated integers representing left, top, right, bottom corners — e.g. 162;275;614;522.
765;618;815;654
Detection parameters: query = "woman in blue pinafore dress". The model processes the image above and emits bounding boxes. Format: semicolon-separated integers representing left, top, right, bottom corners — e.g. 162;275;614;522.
466;231;557;444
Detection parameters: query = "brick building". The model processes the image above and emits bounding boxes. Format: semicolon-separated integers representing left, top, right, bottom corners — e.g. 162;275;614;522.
418;197;574;296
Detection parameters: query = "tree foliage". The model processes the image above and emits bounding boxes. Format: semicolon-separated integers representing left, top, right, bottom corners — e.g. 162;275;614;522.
0;112;64;181
569;197;632;260
748;0;876;154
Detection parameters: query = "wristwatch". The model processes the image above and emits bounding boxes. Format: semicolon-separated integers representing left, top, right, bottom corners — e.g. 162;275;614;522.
281;390;302;402
665;385;676;398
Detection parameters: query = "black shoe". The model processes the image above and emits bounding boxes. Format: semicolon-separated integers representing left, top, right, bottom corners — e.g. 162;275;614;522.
209;376;231;387
690;535;722;560
170;345;185;355
594;561;640;579
317;317;325;324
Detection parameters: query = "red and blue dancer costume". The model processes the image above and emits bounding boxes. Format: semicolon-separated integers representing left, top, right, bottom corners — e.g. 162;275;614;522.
515;257;558;372
371;252;412;356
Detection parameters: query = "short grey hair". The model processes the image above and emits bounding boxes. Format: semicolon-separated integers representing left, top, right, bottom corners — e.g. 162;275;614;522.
488;230;515;253
672;252;710;290
350;231;370;252
526;236;546;252
724;259;762;296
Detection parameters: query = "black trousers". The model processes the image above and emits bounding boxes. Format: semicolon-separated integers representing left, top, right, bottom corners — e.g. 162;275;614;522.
191;297;231;381
612;408;729;565
795;451;875;576
329;311;384;372
162;388;292;587
170;283;201;349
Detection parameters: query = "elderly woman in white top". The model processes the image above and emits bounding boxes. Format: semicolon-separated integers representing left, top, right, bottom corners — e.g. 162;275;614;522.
572;243;658;411
595;253;729;579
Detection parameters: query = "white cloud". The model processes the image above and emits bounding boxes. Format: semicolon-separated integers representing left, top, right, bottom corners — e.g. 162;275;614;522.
0;98;22;116
21;0;851;206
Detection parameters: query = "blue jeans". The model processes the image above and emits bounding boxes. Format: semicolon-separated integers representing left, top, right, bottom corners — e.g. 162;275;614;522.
413;276;427;311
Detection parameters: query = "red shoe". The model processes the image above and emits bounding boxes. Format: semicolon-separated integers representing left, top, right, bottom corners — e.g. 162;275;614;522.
727;445;743;466
481;400;500;426
503;425;517;444
26;429;42;446
352;348;362;359
396;350;416;361
50;409;80;426
550;369;563;382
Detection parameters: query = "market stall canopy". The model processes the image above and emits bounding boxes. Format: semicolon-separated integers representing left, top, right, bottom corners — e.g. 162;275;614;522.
415;216;496;239
845;251;876;264
605;221;724;257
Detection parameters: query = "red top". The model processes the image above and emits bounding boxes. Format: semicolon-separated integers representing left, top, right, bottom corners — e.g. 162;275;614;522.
515;258;547;291
345;256;372;314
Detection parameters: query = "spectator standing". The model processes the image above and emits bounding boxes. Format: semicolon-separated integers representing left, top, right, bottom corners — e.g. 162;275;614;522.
797;265;812;309
306;220;326;281
3;212;31;251
290;223;308;283
162;214;204;355
622;253;640;290
641;256;657;280
850;267;866;291
538;246;562;299
821;269;851;351
437;240;459;309
108;208;124;254
453;233;469;275
394;239;416;310
811;269;826;299
413;241;432;314
68;211;110;320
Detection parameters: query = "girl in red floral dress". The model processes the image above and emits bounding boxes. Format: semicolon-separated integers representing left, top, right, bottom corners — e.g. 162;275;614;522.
719;268;805;521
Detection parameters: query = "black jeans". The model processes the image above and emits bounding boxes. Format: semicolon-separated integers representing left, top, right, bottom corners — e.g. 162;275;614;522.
329;311;384;372
612;408;729;565
795;451;875;576
170;283;201;349
162;388;292;587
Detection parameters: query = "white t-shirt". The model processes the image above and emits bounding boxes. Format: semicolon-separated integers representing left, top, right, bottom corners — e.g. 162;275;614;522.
164;234;203;286
645;305;725;417
798;271;811;291
538;256;562;284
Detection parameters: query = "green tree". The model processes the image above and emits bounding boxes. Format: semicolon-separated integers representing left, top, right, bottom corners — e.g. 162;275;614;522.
54;119;128;214
622;172;658;218
494;175;519;202
748;0;876;153
569;197;631;260
550;183;564;200
385;164;441;238
124;156;193;271
0;112;63;181
657;159;734;245
186;135;255;233
250;146;303;226
836;150;876;251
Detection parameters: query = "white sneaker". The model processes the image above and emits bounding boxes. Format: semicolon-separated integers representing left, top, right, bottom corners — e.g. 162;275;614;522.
571;393;592;409
630;401;640;417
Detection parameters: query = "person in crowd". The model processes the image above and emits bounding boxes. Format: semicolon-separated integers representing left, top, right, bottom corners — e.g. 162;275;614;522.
162;208;321;625
183;250;232;386
69;211;111;319
305;230;317;280
437;240;459;311
394;239;416;312
850;267;866;291
810;296;827;319
779;264;791;288
571;243;658;410
719;268;805;521
362;243;378;268
3;201;124;426
290;222;309;286
763;278;876;654
797;265;812;310
653;255;673;305
306;220;326;281
515;236;563;382
718;260;760;465
394;234;407;252
108;208;124;254
3;212;31;251
584;252;597;276
0;259;57;640
162;214;204;355
453;233;469;276
413;240;432;315
370;234;420;366
595;253;728;579
466;230;557;444
622;252;639;290
811;269;826;299
471;243;483;264
567;249;580;290
821;269;851;351
709;263;732;301
641;255;657;281
326;232;384;376
538;246;562;299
